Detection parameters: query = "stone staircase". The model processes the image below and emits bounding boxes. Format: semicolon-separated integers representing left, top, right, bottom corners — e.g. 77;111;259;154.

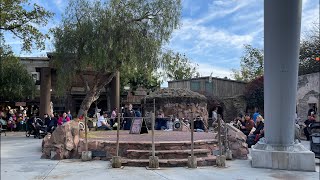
120;140;218;167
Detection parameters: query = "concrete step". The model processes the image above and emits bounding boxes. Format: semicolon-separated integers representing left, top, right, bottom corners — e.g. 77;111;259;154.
120;155;217;167
114;140;217;151
126;149;211;159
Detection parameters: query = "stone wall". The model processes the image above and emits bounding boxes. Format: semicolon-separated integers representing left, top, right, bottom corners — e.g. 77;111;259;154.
143;88;208;126
297;72;320;121
222;95;247;122
77;140;219;160
225;124;249;159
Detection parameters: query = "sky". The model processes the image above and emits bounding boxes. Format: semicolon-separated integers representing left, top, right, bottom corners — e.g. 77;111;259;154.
4;0;320;82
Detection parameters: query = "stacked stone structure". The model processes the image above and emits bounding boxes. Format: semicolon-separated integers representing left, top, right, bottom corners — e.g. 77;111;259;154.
143;88;208;126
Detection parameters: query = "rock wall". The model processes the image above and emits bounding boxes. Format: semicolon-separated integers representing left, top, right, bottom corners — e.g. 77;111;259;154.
42;121;81;160
222;95;247;123
144;102;208;124
77;140;219;160
225;123;249;159
143;88;208;127
297;72;320;121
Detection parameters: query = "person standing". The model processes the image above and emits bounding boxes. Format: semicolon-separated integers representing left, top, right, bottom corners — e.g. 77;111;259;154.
212;107;218;121
211;107;218;128
303;111;316;140
123;104;135;130
67;110;73;120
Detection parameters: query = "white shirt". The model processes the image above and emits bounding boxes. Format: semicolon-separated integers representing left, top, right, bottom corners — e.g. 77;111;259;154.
97;116;106;127
212;111;217;121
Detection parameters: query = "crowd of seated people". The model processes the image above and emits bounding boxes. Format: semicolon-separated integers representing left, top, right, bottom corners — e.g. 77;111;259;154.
246;115;265;147
239;114;255;136
234;113;265;147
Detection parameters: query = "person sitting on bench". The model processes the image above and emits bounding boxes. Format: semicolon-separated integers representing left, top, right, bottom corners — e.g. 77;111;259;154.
194;116;205;132
240;114;255;136
97;112;111;130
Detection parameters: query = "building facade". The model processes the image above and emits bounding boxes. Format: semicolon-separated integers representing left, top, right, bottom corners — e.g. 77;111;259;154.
168;76;247;98
19;54;117;116
296;72;320;121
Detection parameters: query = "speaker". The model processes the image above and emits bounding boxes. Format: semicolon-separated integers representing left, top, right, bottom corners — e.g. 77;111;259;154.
173;119;182;131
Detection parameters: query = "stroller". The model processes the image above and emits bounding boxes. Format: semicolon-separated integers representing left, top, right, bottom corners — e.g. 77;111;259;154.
26;118;47;139
309;122;320;158
0;119;7;136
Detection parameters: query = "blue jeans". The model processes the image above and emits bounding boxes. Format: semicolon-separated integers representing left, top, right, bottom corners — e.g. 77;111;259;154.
195;129;204;132
97;125;111;130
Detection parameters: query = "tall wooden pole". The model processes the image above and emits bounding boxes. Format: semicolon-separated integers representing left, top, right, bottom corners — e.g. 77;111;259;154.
85;117;88;151
115;71;120;111
188;113;197;168
152;113;155;157
116;113;120;156
153;99;155;114
191;116;194;158
218;115;222;156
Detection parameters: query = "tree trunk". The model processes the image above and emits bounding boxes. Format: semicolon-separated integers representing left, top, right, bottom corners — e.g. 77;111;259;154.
77;88;99;118
77;72;116;118
106;88;111;112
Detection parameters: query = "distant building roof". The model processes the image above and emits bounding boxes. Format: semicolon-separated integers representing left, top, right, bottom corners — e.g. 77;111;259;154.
168;76;247;84
20;57;49;61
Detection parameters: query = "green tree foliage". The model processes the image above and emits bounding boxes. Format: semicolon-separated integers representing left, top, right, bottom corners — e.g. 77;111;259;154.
244;76;264;111
52;0;181;117
299;24;320;75
121;66;161;92
0;45;35;101
232;45;264;82
0;0;53;52
161;50;198;80
234;24;319;81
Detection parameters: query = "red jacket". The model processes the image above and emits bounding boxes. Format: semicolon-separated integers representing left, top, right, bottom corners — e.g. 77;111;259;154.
245;119;255;131
58;116;70;125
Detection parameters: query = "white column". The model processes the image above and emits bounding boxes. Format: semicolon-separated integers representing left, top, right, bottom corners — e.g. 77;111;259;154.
264;0;302;146
251;0;315;171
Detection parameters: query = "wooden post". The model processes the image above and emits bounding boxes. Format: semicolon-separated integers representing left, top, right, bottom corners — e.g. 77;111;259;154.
85;117;88;151
81;116;92;161
216;114;226;167
112;113;122;168
153;99;155;114
152;112;155;157
218;115;222;156
116;113;120;156
188;114;197;168
191;116;194;158
148;112;159;168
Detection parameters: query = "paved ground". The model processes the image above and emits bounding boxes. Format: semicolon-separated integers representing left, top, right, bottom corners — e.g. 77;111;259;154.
88;131;216;142
1;132;319;180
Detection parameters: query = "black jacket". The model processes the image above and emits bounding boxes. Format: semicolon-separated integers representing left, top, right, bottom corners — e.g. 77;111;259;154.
194;120;205;130
253;122;264;135
49;117;58;127
44;117;51;126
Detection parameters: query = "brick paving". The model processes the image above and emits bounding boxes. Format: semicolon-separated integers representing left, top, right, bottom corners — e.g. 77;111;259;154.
87;130;216;142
